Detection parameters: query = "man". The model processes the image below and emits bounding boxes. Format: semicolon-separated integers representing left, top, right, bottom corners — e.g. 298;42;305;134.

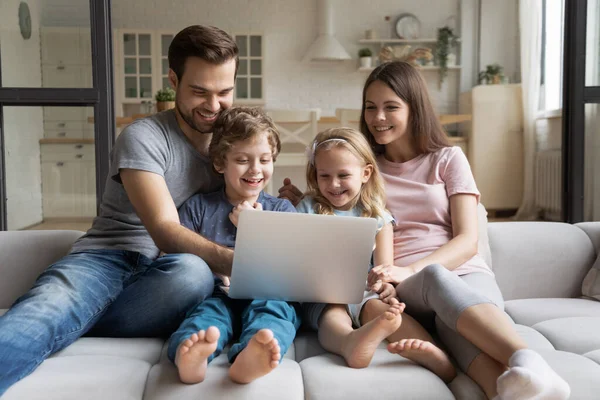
0;25;237;396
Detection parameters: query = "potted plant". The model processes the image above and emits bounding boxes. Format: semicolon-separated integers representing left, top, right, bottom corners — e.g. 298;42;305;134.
478;63;505;84
358;48;373;69
155;87;176;112
436;26;459;88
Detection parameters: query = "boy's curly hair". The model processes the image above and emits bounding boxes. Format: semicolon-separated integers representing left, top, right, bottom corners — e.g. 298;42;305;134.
209;107;281;169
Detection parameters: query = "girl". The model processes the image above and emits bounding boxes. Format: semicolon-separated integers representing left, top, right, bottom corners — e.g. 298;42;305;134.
359;61;570;400
299;127;457;383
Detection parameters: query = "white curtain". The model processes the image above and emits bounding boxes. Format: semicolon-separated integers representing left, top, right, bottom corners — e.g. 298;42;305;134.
515;0;543;220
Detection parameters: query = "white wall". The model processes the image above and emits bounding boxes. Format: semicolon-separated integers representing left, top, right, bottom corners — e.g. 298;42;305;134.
42;0;470;116
0;0;44;230
479;0;520;83
40;0;520;115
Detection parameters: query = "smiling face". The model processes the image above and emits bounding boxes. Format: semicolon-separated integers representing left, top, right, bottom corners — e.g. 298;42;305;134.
169;57;236;135
314;145;372;210
215;132;275;204
363;80;411;148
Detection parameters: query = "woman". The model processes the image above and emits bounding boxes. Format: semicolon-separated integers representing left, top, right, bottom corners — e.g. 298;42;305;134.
279;61;570;400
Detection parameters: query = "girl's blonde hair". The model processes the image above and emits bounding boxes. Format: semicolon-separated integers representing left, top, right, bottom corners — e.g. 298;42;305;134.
305;127;387;219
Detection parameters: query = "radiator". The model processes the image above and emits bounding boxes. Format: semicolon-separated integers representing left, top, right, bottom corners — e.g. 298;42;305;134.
535;150;562;221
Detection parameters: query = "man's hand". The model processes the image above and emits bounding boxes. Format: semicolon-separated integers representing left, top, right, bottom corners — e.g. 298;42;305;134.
229;201;263;227
278;178;302;206
371;281;398;304
368;264;415;286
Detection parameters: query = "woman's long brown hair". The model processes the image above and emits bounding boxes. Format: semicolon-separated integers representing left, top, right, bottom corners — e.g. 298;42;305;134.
359;61;450;155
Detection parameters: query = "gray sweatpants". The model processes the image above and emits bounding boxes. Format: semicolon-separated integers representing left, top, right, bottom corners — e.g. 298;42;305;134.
396;263;504;372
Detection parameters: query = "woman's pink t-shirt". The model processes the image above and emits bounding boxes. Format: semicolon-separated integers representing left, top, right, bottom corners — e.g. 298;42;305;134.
378;146;492;276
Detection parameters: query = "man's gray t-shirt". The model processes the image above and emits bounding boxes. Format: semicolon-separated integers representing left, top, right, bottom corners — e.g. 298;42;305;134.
70;109;223;259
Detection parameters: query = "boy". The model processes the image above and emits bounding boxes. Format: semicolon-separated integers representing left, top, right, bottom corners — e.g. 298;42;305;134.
167;107;301;384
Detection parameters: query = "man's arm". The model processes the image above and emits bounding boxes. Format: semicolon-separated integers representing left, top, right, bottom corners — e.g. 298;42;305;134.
120;168;233;276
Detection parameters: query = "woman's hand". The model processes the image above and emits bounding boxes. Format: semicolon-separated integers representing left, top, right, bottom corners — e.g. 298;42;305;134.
368;264;415;286
229;201;263;227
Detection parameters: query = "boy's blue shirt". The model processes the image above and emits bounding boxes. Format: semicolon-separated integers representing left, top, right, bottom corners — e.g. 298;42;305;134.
178;188;296;248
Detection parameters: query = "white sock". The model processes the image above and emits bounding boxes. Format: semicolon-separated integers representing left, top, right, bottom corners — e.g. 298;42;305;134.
496;349;570;400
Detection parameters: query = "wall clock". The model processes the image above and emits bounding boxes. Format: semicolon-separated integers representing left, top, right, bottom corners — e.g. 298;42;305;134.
395;13;421;40
19;2;32;40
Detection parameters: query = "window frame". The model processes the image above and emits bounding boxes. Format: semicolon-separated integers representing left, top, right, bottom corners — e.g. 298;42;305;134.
233;33;265;105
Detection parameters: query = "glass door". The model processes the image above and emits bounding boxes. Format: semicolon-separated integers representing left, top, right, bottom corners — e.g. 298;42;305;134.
0;0;114;231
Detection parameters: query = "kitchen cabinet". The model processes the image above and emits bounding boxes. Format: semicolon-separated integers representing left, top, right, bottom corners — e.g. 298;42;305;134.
41;144;96;218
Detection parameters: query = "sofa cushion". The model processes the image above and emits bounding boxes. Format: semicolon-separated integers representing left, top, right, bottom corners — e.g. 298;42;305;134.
449;373;486;400
477;203;493;269
299;349;455;400
2;355;151;400
488;222;595;300
531;317;600;354
578;222;600;300
144;352;304;400
50;337;164;364
293;331;328;362
514;324;555;350
537;349;600;400
583;349;600;365
505;298;600;326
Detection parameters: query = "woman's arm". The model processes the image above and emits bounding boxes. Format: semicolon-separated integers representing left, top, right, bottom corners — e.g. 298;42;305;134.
405;193;479;273
372;222;394;266
368;193;479;285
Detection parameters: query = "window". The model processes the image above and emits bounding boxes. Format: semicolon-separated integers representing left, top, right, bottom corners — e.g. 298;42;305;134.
540;0;565;111
122;32;154;100
159;33;174;90
234;34;264;103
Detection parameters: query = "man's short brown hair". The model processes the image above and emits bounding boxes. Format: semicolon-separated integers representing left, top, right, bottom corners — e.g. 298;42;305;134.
169;25;239;80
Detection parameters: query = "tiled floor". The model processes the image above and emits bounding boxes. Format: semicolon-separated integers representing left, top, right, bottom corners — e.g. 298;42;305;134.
25;218;93;232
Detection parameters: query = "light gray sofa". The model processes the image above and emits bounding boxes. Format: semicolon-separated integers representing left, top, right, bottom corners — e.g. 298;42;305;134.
1;221;600;399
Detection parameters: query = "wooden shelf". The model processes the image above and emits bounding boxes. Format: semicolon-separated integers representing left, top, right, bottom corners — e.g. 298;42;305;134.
358;38;461;45
358;66;461;72
40;138;94;144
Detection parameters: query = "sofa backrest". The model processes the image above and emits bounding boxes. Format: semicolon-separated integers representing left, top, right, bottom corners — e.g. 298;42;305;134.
488;222;596;300
0;230;84;309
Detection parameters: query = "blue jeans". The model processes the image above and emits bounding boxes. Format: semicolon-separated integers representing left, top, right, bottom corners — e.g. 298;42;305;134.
0;250;214;396
168;289;301;364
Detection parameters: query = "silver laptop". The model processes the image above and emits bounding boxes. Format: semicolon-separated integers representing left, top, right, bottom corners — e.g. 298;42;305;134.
228;210;378;304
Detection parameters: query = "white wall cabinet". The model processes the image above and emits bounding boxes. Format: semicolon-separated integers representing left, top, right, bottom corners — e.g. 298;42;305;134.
41;144;96;218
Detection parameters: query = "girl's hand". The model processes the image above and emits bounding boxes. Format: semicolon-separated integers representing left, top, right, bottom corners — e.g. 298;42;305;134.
229;201;263;227
375;282;397;304
368;265;414;286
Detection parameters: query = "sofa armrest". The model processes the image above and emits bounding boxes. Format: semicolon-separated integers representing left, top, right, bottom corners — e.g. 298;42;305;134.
0;230;84;308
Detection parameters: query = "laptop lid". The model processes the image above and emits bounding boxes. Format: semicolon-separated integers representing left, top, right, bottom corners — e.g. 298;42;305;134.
228;210;377;303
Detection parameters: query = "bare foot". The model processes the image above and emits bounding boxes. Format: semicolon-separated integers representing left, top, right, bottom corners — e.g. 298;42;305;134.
342;302;404;368
175;327;220;384
229;329;281;384
388;338;457;383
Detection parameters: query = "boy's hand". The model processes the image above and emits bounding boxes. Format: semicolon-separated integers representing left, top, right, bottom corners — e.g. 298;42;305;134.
372;281;398;304
229;201;263;227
